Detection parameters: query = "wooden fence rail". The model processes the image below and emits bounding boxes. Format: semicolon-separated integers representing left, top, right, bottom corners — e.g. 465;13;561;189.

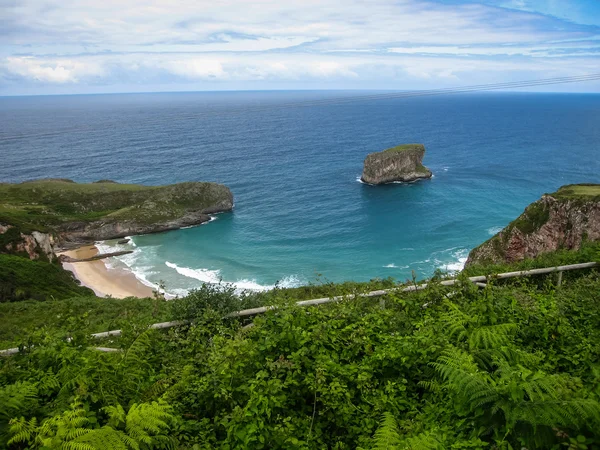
1;261;597;357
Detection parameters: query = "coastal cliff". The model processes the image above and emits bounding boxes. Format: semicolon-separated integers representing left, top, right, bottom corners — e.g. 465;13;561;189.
466;184;600;266
361;144;432;185
0;179;234;258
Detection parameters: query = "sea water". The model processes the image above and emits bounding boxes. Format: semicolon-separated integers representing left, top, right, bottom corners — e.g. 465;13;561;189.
1;91;599;294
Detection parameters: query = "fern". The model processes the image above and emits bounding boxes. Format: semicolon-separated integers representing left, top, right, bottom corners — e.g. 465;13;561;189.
0;381;38;421
124;401;175;448
373;412;401;449
441;301;472;342
468;324;516;351
7;399;175;450
400;431;443;450
428;346;600;446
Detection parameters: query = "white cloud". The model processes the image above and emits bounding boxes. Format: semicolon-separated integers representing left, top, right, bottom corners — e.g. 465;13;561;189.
2;0;599;92
4;57;105;83
158;59;227;80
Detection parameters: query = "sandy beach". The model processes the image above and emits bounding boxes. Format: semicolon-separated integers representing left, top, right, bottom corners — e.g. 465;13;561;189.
59;245;154;299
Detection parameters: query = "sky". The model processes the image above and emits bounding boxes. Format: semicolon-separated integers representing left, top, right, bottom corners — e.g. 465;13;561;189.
1;0;599;95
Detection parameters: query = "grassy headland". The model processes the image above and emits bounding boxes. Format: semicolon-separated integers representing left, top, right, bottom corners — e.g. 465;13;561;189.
0;179;233;232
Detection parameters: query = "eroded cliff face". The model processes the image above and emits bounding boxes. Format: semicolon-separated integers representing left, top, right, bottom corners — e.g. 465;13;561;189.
361;144;432;185
1;225;56;261
56;210;217;246
466;188;600;266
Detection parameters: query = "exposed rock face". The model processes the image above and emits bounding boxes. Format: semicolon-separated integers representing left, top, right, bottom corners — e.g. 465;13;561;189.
466;185;600;266
1;225;56;261
31;231;56;261
57;210;218;246
59;250;133;263
361;144;432;185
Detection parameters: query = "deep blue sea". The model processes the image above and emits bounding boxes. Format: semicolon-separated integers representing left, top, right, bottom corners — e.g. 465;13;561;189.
1;91;599;294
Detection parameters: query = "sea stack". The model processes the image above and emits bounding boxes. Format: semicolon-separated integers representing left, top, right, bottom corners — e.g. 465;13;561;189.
361;143;432;185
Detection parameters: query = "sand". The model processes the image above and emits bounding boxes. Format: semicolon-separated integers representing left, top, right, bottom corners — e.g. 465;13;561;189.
59;245;154;299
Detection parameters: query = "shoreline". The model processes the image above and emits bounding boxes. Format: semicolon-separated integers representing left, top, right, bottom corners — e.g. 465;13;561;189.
59;245;155;299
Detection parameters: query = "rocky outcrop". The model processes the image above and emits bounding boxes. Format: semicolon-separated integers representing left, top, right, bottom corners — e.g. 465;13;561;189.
1;179;234;253
466;184;600;266
59;250;133;263
57;210;219;246
361;144;432;185
1;225;56;261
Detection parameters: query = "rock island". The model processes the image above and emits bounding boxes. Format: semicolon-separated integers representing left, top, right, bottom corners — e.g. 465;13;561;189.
361;143;432;185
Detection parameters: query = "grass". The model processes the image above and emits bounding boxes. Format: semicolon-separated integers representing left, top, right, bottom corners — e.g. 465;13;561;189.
0;297;171;348
463;240;600;280
510;200;550;234
551;183;600;200
0;254;94;302
0;179;232;232
382;143;425;153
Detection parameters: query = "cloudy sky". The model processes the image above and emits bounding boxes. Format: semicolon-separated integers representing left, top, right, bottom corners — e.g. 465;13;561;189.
1;0;599;95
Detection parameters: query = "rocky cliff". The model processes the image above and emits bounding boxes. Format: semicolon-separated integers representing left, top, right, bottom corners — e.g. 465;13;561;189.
0;179;234;257
361;144;432;185
466;184;600;266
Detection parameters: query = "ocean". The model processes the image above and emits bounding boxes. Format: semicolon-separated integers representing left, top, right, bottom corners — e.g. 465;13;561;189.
1;91;599;294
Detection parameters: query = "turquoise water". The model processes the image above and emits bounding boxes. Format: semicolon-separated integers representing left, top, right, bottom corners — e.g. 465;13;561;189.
1;91;599;294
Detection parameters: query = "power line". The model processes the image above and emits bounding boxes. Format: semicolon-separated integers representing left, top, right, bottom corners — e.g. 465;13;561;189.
1;73;598;142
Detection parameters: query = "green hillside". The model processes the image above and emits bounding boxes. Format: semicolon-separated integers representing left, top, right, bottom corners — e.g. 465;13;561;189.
0;179;232;232
1;248;599;449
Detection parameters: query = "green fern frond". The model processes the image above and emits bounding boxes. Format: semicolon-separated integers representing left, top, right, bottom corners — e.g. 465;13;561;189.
441;301;472;342
401;430;443;450
468;324;516;350
7;417;38;445
0;382;38;421
373;412;401;450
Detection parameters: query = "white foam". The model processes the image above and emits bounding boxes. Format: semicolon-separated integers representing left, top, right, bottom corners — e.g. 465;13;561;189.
438;248;469;273
181;216;218;230
487;226;503;235
356;176;371;185
165;261;222;284
384;263;397;268
165;261;303;292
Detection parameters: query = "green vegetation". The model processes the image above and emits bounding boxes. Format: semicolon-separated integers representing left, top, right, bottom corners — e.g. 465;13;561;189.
1;248;600;449
0;296;173;349
552;184;600;201
464;240;600;279
383;144;425;153
0;255;93;303
0;179;231;232
510;200;550;234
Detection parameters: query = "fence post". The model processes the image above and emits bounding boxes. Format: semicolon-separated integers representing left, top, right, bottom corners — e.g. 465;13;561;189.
557;271;563;287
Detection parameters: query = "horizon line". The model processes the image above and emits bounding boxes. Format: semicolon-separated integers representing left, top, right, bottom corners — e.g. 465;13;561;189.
2;87;600;99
